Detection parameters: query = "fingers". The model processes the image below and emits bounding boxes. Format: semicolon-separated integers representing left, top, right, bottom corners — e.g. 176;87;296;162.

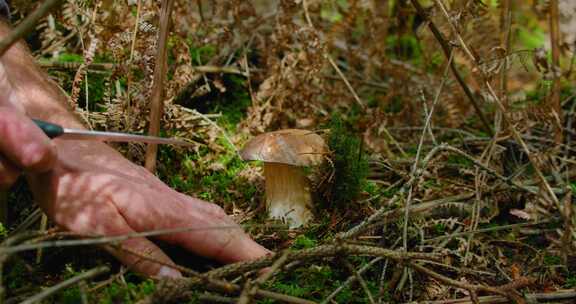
160;195;271;264
105;235;183;279
87;196;183;278
88;196;181;278
86;206;184;278
0;106;56;173
0;155;19;189
30;170;182;278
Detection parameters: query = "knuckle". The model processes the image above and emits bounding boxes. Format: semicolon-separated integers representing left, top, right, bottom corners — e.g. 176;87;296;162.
208;204;228;218
0;109;56;172
20;141;56;172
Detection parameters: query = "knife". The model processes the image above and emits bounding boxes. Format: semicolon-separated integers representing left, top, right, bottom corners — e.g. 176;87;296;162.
33;119;193;147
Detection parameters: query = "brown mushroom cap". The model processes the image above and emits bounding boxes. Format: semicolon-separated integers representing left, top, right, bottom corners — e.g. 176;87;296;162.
240;129;327;166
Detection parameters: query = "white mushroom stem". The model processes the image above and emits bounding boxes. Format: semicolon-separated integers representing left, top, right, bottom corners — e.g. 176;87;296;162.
263;162;313;228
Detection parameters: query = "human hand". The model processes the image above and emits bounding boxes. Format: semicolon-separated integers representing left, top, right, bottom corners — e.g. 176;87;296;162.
1;25;269;278
26;139;271;278
0;61;56;188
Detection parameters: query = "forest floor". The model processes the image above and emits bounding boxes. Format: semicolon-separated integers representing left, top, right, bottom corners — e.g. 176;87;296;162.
2;1;576;303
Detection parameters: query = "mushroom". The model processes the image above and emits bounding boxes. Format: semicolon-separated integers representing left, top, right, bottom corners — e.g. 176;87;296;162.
240;129;327;228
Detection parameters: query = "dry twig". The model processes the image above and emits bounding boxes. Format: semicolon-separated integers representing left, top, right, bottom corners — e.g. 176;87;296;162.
0;0;63;56
144;0;175;172
20;266;109;304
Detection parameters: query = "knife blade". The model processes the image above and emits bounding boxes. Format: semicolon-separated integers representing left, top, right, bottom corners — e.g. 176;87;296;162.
33;119;193;147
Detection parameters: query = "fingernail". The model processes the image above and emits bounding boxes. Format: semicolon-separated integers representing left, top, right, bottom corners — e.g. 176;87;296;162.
157;266;182;279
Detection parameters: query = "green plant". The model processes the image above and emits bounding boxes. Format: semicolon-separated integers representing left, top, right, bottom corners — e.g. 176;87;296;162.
97;278;155;304
292;235;317;249
566;274;576;288
323;113;369;207
0;221;6;238
543;254;562;266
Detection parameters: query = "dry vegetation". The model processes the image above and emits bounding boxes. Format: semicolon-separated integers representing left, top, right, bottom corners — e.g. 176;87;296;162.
2;0;576;303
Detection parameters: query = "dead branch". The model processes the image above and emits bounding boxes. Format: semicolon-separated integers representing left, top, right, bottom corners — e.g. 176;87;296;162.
144;0;174;172
139;244;438;303
421;289;576;304
409;0;493;136
410;262;535;304
0;0;63;57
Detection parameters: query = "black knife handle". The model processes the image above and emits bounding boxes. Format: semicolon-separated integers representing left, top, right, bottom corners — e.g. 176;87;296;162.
32;119;64;139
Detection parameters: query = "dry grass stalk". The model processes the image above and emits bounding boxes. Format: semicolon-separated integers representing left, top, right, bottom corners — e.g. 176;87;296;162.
144;0;174;172
549;0;563;144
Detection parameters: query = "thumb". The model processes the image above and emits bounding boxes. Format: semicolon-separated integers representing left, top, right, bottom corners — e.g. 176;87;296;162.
0;106;56;173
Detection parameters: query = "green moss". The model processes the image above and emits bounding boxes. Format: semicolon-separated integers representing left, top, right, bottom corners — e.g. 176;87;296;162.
566;274;576;288
214;75;252;129
263;258;384;303
517;27;545;50
0;221;6;238
446;155;473;168
158;72;254;206
78;73;108;111
188;43;216;64
97;277;155;304
386;33;422;62
57;53;84;63
363;181;380;197
60;286;83;304
292;235;317;249
543;254;562;266
434;222;447;234
6;261;28;290
323;113;369;207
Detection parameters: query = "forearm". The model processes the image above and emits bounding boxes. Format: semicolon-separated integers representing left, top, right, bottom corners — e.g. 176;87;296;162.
0;21;83;129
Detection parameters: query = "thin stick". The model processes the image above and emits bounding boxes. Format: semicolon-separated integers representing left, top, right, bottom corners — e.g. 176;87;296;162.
191;109;240;158
341;192;475;240
199;293;236;303
128;0;142;67
139;244;436;304
403;50;454;251
1;224;247;255
111;243;316;304
422;290;576;304
410;263;531;303
237;251;290;304
34;214;48;264
321;258;382;304
301;0;366;110
549;0;562;144
199;244;438;281
342;259;376;304
0;0;63;57
417;0;560;208
144;0;175;172
342;139;538;240
423;219;556;243
20;266;109;304
499;0;512;104
125;0;142;129
409;0;492;136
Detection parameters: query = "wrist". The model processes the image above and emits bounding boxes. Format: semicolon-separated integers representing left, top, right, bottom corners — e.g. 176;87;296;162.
1;22;83;129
